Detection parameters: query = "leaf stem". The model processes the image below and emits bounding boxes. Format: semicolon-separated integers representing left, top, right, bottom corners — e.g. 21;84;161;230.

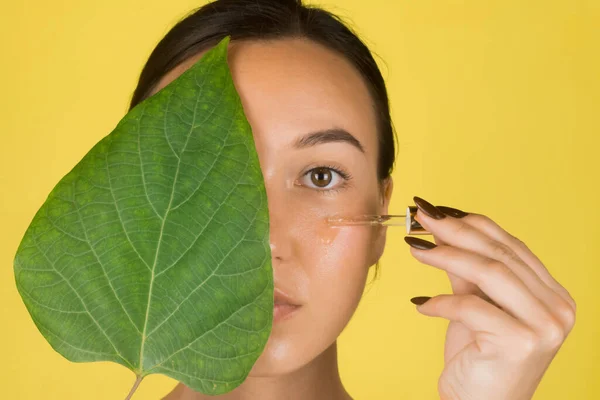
124;375;144;400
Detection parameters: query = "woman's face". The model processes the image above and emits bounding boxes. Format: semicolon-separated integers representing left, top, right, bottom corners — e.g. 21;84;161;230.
151;38;393;376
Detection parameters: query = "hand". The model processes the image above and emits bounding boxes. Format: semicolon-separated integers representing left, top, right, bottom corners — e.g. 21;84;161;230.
404;196;576;400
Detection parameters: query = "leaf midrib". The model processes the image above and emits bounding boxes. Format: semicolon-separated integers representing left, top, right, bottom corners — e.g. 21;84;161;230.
137;67;216;374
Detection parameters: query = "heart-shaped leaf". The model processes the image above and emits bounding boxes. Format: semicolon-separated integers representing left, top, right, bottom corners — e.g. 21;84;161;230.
13;35;273;397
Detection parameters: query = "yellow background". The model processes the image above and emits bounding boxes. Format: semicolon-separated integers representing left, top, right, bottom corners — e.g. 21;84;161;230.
1;0;598;398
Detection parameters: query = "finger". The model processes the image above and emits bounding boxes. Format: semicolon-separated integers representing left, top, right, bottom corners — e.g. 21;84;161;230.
433;233;499;308
458;213;576;312
433;234;481;296
431;233;495;362
414;293;529;344
415;210;573;329
408;242;559;335
446;270;482;296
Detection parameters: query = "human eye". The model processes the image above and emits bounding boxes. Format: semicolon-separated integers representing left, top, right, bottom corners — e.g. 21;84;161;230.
296;164;353;195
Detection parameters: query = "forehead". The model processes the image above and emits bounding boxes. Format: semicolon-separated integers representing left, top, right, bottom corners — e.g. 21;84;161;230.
152;38;378;155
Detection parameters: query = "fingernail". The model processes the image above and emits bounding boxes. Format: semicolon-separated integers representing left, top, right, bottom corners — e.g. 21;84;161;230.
404;236;437;250
413;196;446;220
410;296;431;305
436;205;469;218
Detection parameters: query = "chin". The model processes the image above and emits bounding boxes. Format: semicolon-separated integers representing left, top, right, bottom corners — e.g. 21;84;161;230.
246;336;304;377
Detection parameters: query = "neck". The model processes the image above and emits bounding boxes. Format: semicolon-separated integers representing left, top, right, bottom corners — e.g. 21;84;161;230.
165;341;351;400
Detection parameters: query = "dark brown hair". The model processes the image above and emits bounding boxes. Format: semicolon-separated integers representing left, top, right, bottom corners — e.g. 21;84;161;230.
128;0;397;279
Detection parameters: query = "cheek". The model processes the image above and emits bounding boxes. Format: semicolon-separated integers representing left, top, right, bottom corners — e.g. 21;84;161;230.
298;224;375;352
309;226;374;298
292;225;374;364
297;194;381;304
307;190;380;272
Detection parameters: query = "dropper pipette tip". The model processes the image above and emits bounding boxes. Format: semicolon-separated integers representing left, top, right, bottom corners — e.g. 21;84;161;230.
325;206;429;235
326;214;407;226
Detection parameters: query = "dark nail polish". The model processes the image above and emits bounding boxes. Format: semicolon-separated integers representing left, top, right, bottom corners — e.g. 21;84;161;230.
436;205;469;218
413;196;446;220
410;296;431;305
404;236;437;250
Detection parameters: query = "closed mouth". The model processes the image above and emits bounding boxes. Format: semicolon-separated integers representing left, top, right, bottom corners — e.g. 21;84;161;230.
273;287;301;307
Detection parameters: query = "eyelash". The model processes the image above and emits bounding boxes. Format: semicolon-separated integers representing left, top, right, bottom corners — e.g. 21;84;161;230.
300;164;353;195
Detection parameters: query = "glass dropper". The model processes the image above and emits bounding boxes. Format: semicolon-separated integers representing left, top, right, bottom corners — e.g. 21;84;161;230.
326;206;430;235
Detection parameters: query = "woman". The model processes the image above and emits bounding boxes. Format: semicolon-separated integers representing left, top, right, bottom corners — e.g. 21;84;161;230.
127;0;576;399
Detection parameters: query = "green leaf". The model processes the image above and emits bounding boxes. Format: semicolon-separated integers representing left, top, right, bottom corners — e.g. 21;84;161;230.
13;35;273;396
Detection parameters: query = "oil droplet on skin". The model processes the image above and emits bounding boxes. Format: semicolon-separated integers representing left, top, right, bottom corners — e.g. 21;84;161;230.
320;235;333;245
317;213;382;257
318;215;341;246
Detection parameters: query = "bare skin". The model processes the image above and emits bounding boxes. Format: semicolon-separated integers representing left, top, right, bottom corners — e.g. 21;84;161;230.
148;38;393;400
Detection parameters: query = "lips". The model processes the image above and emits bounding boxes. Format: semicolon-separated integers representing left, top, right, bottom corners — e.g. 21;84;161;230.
273;287;301;323
273;287;300;306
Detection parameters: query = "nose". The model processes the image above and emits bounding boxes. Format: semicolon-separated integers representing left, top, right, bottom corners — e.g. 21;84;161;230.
265;183;292;264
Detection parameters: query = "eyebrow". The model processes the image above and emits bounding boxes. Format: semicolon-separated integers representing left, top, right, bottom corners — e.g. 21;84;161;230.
292;128;365;153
